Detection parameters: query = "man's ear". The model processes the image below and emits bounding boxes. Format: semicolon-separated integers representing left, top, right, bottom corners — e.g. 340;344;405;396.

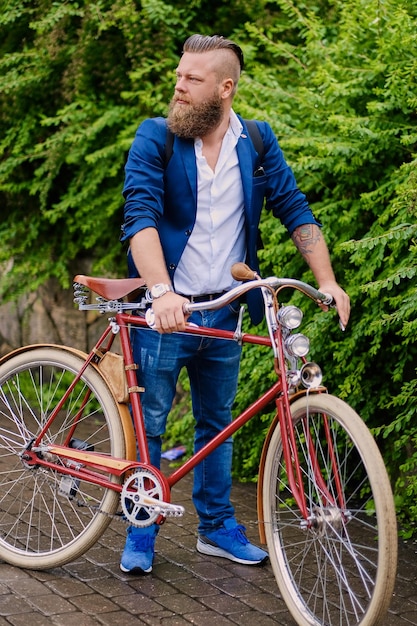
220;77;235;99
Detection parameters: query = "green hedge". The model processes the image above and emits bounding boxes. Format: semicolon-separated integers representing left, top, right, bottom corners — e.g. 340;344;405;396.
1;0;416;534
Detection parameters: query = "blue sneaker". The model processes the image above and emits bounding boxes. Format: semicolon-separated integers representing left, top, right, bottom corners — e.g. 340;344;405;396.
120;524;159;574
197;518;268;565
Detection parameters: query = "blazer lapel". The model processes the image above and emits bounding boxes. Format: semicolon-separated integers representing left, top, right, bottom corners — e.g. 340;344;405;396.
178;138;197;203
236;132;254;217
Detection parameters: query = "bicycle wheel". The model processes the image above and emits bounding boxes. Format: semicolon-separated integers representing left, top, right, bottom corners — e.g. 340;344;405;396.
0;346;125;569
262;393;397;626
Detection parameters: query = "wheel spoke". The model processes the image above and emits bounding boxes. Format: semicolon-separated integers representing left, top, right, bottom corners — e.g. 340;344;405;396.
0;348;125;569
263;394;397;626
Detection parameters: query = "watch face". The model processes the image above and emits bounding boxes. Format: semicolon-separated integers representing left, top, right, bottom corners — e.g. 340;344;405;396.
151;284;169;299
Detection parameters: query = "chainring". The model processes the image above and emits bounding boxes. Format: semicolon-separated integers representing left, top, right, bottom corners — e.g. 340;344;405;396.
121;467;165;527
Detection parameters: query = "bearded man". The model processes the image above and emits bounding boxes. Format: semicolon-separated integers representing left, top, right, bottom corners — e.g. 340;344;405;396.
120;34;350;574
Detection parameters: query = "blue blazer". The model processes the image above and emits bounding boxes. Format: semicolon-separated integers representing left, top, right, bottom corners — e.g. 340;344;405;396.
121;116;319;324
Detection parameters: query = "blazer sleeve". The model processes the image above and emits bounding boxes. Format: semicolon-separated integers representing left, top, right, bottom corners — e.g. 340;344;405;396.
120;118;167;243
256;121;320;234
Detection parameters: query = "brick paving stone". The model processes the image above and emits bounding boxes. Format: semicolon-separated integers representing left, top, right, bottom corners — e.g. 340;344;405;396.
45;577;95;598
229;610;292;626
97;611;149;625
375;606;417;626
147;562;193;582
170;576;220;598
85;546;119;566
129;577;178;598
70;593;119;614
7;613;57;626
88;577;137;597
199;593;251;615
0;594;33;616
63;561;107;581
239;591;284;614
153;592;206;615
213;576;259;597
28;568;68;583
6;578;48;597
182;612;235;625
138;612;179;626
0;565;31;582
182;560;233;581
51;613;101;626
25;593;76;616
399;611;417;625
112;592;163;614
155;618;193;626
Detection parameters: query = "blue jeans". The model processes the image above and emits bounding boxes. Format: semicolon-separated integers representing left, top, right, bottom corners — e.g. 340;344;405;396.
132;303;242;534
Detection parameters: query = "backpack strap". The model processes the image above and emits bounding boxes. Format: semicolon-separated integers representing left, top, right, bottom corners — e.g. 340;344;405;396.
164;118;264;165
244;119;264;162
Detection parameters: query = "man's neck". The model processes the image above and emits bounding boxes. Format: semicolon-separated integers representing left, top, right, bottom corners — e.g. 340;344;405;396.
201;108;231;147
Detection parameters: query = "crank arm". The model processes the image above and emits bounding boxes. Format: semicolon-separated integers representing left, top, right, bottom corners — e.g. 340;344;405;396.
134;492;185;518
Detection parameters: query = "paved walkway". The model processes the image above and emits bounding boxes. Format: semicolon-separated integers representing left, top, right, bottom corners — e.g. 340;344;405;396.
0;463;416;625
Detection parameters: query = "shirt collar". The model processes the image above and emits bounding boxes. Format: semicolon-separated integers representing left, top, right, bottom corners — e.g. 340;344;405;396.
229;109;243;138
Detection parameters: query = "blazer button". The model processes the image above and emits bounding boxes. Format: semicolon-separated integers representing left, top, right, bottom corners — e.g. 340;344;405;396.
169;263;176;270
185;229;192;236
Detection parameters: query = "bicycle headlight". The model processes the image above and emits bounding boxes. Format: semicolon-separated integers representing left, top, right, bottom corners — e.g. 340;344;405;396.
277;305;303;330
285;333;310;358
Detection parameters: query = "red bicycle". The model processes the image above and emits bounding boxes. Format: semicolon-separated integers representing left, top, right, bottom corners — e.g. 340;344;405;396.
0;263;397;626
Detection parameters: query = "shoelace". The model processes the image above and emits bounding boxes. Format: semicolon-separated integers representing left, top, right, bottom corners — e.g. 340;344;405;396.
219;524;249;545
128;532;155;551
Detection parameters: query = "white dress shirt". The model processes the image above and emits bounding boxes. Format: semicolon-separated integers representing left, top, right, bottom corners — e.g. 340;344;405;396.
174;110;246;296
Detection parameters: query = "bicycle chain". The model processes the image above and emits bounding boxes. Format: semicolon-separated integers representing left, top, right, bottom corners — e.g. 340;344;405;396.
37;468;128;524
74;499;129;524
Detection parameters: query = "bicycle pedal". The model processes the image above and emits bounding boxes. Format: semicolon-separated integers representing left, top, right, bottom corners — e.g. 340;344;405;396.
152;503;185;518
59;474;80;499
140;495;185;518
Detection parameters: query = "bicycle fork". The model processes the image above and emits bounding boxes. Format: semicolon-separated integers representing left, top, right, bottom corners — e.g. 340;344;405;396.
277;394;347;530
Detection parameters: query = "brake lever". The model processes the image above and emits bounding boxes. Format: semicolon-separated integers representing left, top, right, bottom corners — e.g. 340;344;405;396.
321;293;345;332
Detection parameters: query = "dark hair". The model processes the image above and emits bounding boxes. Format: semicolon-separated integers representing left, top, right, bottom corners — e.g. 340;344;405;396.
183;34;244;72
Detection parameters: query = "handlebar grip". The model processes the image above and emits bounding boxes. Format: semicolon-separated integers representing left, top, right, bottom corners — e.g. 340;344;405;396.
145;308;156;328
320;293;335;306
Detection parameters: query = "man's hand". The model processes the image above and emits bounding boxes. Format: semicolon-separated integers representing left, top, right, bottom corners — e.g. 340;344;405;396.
151;292;190;333
318;281;350;330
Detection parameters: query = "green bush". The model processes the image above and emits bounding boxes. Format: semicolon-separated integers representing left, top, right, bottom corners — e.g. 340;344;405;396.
1;0;416;534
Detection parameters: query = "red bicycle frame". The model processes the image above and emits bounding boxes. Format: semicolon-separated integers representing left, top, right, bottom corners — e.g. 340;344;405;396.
28;307;344;524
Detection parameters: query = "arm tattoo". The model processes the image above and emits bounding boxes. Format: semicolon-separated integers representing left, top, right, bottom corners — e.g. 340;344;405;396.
291;224;323;259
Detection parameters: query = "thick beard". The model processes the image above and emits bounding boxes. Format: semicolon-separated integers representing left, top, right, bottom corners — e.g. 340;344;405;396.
167;91;224;139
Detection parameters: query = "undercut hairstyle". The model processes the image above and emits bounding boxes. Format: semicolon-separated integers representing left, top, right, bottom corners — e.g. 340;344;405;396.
182;34;244;94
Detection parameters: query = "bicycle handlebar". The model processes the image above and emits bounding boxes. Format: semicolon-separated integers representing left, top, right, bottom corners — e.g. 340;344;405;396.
74;272;335;315
182;277;334;315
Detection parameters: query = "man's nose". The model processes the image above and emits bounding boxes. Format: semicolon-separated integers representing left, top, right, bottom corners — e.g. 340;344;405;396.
175;76;187;91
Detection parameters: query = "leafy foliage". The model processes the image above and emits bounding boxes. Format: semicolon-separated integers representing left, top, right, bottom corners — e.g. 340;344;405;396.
1;0;416;533
232;0;417;537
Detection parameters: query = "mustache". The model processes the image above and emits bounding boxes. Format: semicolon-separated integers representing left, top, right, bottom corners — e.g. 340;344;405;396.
172;95;191;104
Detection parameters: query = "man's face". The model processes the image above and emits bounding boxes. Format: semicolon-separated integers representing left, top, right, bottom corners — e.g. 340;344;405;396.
167;51;225;138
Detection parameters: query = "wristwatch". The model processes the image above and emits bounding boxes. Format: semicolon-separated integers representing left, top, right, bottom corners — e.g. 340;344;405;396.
150;283;173;300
